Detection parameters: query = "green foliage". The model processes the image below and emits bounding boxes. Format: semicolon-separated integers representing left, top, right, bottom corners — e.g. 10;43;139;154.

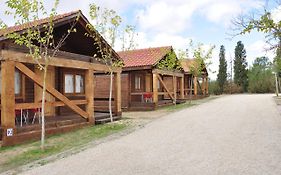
234;41;248;92
156;51;182;71
235;2;281;73
208;81;221;95
216;45;227;94
121;24;138;51
248;57;275;93
187;40;215;77
241;11;281;42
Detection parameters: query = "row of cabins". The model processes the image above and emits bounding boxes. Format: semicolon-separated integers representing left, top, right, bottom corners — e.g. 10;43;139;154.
0;11;209;146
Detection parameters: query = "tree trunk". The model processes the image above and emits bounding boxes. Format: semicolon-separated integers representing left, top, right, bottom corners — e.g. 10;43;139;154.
40;66;48;150
109;71;113;122
275;73;279;97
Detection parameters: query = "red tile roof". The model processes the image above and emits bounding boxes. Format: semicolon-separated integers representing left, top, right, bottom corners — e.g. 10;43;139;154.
0;10;81;37
118;46;172;68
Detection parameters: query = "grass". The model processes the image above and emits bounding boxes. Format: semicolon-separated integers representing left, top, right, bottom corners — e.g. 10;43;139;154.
0;121;128;173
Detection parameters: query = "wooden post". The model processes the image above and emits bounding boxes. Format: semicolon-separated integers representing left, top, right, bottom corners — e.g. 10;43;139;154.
206;76;209;95
202;76;205;95
85;69;94;123
1;61;16;145
115;72;122;116
193;76;198;96
173;76;177;104
180;76;184;99
152;73;158;106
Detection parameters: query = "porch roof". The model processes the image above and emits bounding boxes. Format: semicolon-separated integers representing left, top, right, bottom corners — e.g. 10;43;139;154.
0;10;122;63
118;46;172;69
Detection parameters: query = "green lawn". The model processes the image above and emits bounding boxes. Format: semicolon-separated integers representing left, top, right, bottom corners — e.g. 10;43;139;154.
0;121;129;173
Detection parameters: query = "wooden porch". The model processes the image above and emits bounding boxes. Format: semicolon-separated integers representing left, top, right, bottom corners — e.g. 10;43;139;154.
125;69;186;111
0;49;122;146
183;73;209;99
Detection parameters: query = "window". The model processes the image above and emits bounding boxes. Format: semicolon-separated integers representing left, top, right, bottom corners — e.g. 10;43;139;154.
64;74;74;93
0;68;22;96
135;75;141;90
15;70;21;95
75;75;84;93
64;73;84;95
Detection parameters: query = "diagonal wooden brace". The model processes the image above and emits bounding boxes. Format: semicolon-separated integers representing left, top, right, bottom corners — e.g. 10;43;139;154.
157;74;175;101
15;62;89;119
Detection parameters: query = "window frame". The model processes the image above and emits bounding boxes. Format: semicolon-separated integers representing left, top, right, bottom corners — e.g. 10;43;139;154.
63;71;85;96
0;68;24;99
134;74;142;91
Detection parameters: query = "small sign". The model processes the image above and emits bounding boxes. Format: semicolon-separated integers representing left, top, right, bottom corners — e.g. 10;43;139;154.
7;128;13;137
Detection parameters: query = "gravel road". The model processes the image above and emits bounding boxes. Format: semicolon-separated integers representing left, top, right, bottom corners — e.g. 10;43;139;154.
20;94;281;175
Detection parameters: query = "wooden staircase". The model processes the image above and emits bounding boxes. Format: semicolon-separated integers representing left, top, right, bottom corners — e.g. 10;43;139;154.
95;113;121;124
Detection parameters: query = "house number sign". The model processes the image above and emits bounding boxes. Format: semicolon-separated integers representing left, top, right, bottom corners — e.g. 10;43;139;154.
7;128;13;137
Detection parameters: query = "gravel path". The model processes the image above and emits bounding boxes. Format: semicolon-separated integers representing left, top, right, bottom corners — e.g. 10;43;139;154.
20;94;281;175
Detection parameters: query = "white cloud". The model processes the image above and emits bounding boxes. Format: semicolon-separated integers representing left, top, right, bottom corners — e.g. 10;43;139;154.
247;40;275;64
272;5;281;23
136;1;194;34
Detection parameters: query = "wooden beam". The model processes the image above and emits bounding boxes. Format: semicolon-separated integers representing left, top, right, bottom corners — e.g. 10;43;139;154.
180;76;184;99
85;69;94;123
14;100;87;109
173;76;177;103
114;72;122;115
1;50;122;73
15;62;89;119
1;61;16;133
202;77;205;95
193;76;198;96
152;73;158;104
152;69;184;77
157;74;175;101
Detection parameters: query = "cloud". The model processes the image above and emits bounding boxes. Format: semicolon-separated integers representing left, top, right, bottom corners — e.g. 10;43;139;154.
272;5;281;23
247;40;275;63
136;1;195;34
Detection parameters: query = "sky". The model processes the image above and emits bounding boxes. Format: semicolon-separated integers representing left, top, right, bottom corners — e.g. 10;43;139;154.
0;0;280;80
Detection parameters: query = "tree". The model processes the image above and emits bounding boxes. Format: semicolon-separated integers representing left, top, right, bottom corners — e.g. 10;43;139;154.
121;25;138;51
231;1;281;95
87;4;122;122
185;40;215;102
1;0;77;150
157;51;182;71
234;41;248;92
232;1;281;51
87;4;138;122
216;45;227;94
248;57;274;93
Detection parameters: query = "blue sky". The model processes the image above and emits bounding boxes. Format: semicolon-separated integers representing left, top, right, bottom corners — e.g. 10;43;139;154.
0;0;280;80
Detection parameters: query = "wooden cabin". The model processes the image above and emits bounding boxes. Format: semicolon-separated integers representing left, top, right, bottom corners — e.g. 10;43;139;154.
0;11;122;146
117;46;185;111
180;59;209;99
